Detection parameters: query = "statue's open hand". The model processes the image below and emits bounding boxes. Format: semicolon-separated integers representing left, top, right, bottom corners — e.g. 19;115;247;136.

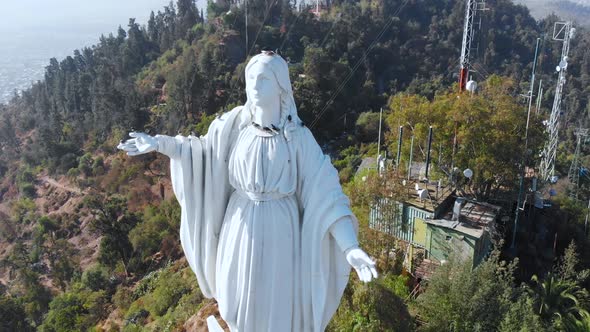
345;247;378;283
117;132;158;156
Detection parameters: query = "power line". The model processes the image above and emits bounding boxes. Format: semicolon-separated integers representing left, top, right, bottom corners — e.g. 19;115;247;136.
279;5;307;50
310;0;410;129
222;0;279;112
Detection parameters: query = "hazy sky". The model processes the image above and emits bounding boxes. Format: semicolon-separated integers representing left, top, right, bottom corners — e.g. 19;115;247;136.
0;0;208;103
0;0;178;33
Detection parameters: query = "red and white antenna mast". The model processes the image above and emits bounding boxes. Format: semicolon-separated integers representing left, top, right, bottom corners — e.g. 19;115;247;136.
459;0;487;92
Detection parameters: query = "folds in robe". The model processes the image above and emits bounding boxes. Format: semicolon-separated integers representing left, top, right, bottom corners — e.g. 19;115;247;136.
156;107;357;331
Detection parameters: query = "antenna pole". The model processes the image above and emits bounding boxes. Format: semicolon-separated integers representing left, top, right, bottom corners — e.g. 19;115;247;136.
511;37;541;250
425;126;434;180
459;0;486;92
377;107;383;160
396;126;403;168
408;136;414;181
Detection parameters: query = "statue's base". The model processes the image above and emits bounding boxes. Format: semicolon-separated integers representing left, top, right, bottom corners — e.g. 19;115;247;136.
183;300;229;332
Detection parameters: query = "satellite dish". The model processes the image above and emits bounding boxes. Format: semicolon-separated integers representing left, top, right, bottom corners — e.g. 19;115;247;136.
559;59;568;70
466;80;477;92
570;28;576;39
550;175;559;184
463;168;473;179
418;189;428;200
556;65;561;72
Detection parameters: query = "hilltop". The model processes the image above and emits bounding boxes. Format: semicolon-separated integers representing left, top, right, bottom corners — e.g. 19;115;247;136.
0;0;589;330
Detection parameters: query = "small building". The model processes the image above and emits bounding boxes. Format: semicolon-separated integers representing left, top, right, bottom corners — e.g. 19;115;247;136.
423;200;500;268
369;181;500;279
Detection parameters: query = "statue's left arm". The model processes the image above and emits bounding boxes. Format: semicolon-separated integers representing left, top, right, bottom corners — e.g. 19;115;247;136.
295;127;377;282
295;126;377;330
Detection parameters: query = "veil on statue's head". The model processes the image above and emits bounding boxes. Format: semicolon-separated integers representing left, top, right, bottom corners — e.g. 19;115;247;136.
242;50;303;140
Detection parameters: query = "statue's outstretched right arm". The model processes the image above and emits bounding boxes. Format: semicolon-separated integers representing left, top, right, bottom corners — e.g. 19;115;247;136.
117;132;203;160
117;132;159;156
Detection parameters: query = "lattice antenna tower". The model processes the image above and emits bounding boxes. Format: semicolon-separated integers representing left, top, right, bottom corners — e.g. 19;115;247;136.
568;128;588;199
459;0;488;92
540;21;576;182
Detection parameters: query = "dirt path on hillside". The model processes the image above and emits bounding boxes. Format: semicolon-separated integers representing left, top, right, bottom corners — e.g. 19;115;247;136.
40;176;82;195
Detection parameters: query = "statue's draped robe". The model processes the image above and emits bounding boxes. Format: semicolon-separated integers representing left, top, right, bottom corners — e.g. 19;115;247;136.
156;107;356;331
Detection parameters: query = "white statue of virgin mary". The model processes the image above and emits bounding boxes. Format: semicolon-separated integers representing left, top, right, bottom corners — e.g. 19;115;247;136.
118;51;377;331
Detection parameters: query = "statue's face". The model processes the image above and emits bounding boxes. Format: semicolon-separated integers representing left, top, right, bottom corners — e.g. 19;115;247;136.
246;60;281;109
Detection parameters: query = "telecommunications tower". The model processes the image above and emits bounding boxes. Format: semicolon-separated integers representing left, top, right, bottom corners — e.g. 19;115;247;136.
568;128;588;199
539;21;575;182
458;0;487;92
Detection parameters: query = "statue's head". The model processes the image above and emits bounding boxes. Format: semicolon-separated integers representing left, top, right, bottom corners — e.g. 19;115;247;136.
244;51;299;129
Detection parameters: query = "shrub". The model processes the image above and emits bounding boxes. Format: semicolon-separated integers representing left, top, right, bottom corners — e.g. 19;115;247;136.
81;265;110;292
78;153;93;176
39;284;107;332
11;198;37;224
0;295;31;331
113;286;134;312
16;166;36;198
58;153;79;174
20;183;36;198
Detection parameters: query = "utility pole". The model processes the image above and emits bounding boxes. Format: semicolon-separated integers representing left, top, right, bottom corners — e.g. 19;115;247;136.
377;107;383;160
568;128;588;199
540;22;575;182
408;136;414;181
458;0;487;92
396;126;403;168
425;126;434;180
245;0;248;55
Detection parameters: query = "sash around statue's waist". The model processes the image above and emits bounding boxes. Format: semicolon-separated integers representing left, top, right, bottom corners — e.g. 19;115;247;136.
233;188;294;202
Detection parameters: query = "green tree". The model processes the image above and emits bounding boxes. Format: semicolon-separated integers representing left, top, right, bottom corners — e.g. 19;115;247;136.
86;195;139;274
3;243;52;326
0;295;32;331
39;284;107;332
385;76;544;200
499;291;546;332
556;241;590;284
416;250;518;332
530;273;590;331
355;112;382;143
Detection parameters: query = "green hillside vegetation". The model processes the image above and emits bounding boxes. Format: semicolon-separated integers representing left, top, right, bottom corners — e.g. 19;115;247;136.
0;0;590;330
